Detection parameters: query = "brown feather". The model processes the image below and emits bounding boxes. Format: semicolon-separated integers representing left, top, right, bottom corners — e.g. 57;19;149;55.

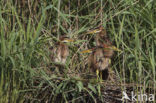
88;27;115;77
50;36;70;64
89;48;111;72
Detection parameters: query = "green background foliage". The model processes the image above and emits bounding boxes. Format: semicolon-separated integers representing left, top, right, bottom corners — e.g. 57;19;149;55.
0;0;155;102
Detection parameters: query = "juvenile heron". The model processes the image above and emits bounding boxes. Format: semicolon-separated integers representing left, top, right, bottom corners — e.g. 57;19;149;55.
50;36;73;64
82;27;121;80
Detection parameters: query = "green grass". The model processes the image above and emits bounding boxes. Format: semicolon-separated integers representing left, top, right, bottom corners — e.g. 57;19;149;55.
0;0;155;102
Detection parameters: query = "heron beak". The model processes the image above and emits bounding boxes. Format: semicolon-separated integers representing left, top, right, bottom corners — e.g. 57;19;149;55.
110;46;122;52
85;29;101;34
62;39;74;43
81;49;93;53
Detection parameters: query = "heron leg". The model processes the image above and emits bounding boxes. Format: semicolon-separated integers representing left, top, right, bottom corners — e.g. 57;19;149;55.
108;59;114;81
109;59;111;64
96;69;99;80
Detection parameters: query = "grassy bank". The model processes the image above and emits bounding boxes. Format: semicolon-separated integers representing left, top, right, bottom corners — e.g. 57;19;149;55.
0;0;155;102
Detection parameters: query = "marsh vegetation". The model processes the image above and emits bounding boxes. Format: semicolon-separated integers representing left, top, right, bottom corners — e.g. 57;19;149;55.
0;0;155;102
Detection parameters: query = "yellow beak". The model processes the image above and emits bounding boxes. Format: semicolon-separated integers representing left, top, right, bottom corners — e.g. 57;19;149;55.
109;46;122;52
85;29;101;34
81;49;93;53
62;39;74;43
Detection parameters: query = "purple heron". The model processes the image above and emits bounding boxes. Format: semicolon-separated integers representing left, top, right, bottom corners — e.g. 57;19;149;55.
82;27;121;80
50;36;73;64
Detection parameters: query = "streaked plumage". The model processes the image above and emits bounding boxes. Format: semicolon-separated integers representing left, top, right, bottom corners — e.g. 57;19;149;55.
50;36;72;64
83;27;121;80
88;47;112;72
